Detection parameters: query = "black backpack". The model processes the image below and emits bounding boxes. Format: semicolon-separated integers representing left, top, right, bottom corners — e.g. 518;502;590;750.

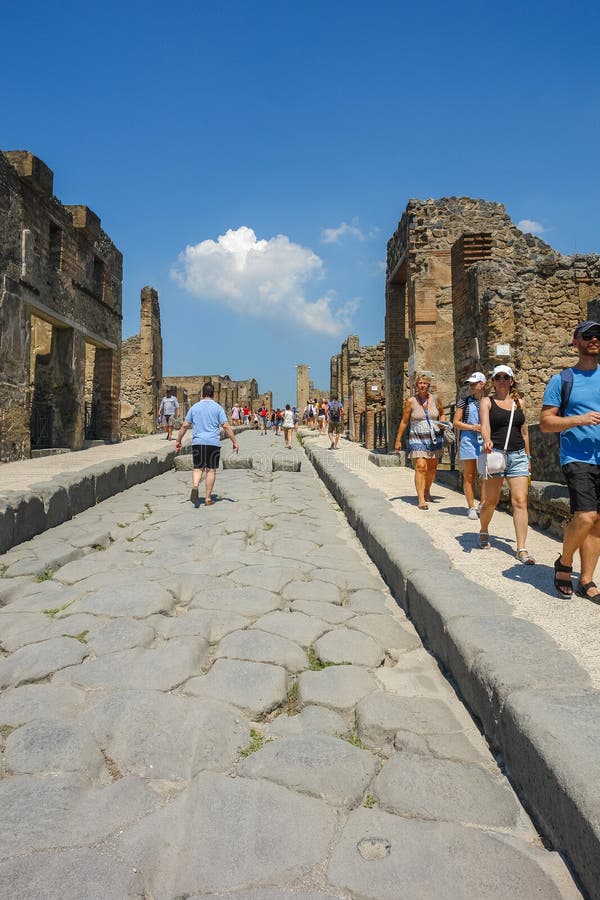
329;400;341;422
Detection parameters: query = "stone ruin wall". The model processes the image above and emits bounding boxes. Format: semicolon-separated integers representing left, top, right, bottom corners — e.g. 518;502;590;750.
163;375;266;417
120;287;163;436
330;336;386;446
0;150;122;460
385;197;600;460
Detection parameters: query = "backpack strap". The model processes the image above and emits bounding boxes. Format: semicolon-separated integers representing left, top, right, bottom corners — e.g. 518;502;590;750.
559;368;574;417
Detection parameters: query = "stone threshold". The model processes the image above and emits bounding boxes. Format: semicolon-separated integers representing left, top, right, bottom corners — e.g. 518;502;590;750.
303;439;600;900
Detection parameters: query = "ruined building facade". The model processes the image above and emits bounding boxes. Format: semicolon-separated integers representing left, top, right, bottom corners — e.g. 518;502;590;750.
0;151;122;461
120;287;163;436
162;375;268;415
330;336;386;446
385;197;600;447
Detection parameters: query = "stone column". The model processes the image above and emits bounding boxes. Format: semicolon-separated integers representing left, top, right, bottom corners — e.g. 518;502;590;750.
140;286;162;433
52;327;86;449
296;364;309;412
0;277;31;460
93;347;119;442
385;279;409;449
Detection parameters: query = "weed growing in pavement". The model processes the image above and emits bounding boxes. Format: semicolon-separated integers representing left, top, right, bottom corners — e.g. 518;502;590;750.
64;630;89;644
362;793;377;808
0;724;18;741
238;728;270;758
346;731;368;750
43;599;75;618
35;568;54;583
263;522;274;530
285;681;300;716
307;647;349;671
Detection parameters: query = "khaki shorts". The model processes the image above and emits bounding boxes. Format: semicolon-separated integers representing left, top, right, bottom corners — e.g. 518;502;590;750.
328;421;343;434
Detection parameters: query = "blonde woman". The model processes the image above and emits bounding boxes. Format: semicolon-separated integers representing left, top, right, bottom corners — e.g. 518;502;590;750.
394;373;445;510
453;372;486;519
479;365;534;562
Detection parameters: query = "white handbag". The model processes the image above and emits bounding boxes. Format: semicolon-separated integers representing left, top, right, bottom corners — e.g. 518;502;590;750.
477;403;515;479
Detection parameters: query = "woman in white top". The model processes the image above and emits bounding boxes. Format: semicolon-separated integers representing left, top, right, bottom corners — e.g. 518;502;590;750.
283;404;295;449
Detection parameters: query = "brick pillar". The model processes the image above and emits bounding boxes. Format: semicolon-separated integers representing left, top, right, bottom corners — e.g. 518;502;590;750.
296;364;309;412
385;279;409;448
93;347;119;441
0;277;31;460
140;286;162;433
53;327;86;449
365;408;375;450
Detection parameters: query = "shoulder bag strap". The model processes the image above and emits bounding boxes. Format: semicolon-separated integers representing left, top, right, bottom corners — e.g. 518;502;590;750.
503;402;516;451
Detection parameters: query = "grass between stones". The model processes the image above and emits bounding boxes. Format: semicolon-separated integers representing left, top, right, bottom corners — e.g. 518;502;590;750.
307;647;349;671
345;731;369;750
64;630;89;644
239;728;271;758
35;568;54;583
43;599;75;618
362;793;377;808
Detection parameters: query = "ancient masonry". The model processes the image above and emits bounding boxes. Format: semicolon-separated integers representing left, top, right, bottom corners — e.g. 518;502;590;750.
385;198;600;448
330;336;386;446
296;365;309;414
0;150;122;461
163;375;270;415
120;287;163;436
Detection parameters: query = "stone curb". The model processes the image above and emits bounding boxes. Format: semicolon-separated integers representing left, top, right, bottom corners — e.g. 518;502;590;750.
303;440;600;898
0;445;178;554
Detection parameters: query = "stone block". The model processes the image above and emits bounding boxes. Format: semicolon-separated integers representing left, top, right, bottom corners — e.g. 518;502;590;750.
124;457;148;487
173;455;193;471
12;491;46;545
66;204;101;241
222;455;253;469
272;456;301;472
29;481;70;530
0;499;15;555
55;472;95;517
368;452;403;467
88;463;127;503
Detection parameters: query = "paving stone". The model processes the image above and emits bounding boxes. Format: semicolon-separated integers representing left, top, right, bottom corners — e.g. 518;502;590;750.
348;589;392;614
168;573;237;604
266;705;349;740
0;581;80;614
299;666;379;712
291;598;355;624
83;690;248;780
4;551;78;579
5;718;106;781
356;693;466;756
349;613;420;653
66;527;113;550
149;609;248;643
52;553;128;585
315;569;382;592
188;891;341;900
269;538;320;560
327;807;574;900
239;734;378;807
87;618;156;654
0;848;145;900
283;580;343;605
54;637;207;691
65;581;176;618
118;771;338;897
190;586;282;618
373;752;525;830
2;612;99;653
216;629;308;672
0;683;85;728
253;610;330;646
314;627;384;668
311;545;365;570
0;637;89;689
0;774;157;858
230;565;297;593
394;729;492;766
183;658;288;717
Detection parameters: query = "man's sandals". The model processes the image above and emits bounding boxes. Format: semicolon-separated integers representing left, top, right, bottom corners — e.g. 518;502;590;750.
553;555;573;598
575;580;600;604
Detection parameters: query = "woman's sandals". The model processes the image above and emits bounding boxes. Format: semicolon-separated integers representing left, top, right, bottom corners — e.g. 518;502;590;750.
553;555;573;598
478;532;490;549
575;580;600;604
516;549;535;565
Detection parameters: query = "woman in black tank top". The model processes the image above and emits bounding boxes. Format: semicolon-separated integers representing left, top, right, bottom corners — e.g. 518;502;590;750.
478;365;534;564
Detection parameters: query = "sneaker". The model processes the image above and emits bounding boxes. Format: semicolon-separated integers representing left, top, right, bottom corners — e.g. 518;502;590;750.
190;488;198;505
467;507;478;520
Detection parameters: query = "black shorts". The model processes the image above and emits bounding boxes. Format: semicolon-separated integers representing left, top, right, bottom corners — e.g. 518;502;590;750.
192;444;221;470
562;462;600;513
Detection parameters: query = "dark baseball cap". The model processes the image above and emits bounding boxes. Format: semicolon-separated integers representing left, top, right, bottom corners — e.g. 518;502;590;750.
573;320;600;338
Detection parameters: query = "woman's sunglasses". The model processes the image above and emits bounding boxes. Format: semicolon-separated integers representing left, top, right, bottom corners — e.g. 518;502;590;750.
492;374;511;381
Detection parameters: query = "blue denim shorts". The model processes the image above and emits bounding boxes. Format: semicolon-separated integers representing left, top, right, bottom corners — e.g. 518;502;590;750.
490;448;529;479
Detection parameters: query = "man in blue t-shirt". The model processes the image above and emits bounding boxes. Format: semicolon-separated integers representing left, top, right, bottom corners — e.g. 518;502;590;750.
541;320;600;602
175;382;239;507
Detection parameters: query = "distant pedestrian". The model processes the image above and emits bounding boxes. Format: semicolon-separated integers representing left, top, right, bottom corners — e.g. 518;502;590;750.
258;405;268;435
283;404;295;448
479;365;533;562
327;395;344;449
541;320;600;601
453;372;486;519
158;389;180;441
243;405;251;425
393;373;445;510
175;382;239;507
317;401;327;434
232;403;242;425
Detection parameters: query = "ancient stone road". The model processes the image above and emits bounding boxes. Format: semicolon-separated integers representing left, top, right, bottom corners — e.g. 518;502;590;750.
0;432;580;898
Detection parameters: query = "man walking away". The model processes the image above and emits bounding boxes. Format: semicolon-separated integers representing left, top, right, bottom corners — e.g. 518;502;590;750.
158;389;180;441
328;395;343;449
540;320;600;602
175;382;239;507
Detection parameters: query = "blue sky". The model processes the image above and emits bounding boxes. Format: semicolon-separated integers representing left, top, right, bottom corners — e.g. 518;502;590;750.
3;0;599;406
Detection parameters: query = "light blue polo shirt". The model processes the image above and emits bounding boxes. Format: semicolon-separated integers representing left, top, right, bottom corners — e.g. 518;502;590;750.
543;366;600;465
185;399;227;447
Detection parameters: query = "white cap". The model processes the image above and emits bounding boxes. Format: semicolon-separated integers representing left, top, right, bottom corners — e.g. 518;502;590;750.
492;364;514;378
466;371;486;383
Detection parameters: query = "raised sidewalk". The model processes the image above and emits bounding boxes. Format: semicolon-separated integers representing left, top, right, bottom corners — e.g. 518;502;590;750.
302;432;600;898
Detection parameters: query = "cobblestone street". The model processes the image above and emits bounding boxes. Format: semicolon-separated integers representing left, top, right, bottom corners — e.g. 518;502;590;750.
0;432;581;898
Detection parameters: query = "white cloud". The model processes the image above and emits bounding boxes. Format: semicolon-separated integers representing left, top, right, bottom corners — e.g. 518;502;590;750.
171;226;358;336
517;219;546;236
321;220;367;244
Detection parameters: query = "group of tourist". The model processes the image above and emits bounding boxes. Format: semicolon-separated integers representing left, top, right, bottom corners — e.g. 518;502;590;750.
393;320;600;603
